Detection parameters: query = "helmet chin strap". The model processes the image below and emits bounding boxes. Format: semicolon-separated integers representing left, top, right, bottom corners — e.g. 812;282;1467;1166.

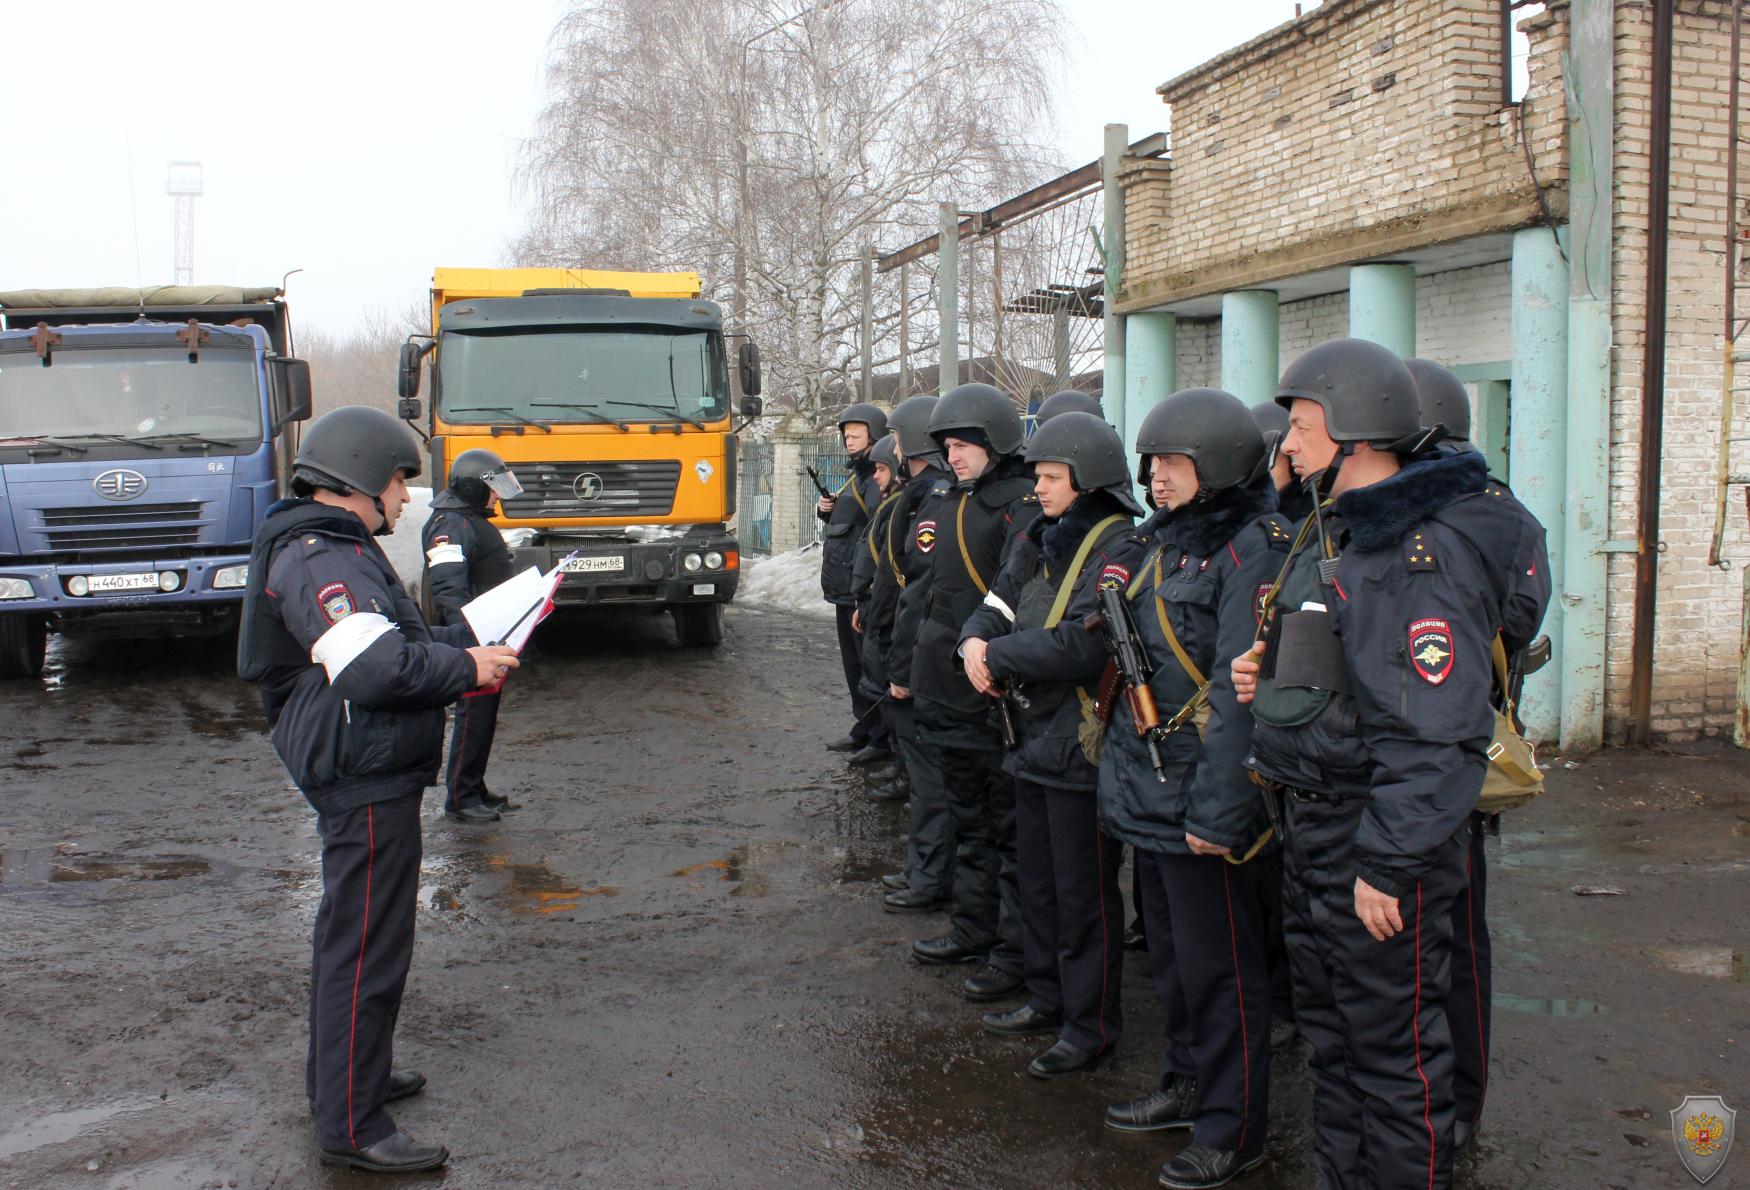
371;495;391;537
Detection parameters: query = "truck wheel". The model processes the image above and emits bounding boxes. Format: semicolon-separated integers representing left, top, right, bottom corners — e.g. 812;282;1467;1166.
674;602;725;647
0;614;48;679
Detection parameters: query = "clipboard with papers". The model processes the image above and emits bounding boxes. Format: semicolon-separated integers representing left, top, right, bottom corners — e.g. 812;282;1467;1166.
460;550;578;654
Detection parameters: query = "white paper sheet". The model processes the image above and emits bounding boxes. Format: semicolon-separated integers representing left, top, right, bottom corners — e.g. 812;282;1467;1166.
460;564;562;653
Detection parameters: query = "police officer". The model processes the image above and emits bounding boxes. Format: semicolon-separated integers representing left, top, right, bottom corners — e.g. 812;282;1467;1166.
883;396;959;913
1250;401;1314;523
1231;339;1546;1189
851;433;909;801
1034;388;1102;423
821;402;892;765
957;411;1140;1078
1404;357;1552;1150
1096;391;1287;1188
423;448;526;823
905;385;1042;1003
238;406;519;1174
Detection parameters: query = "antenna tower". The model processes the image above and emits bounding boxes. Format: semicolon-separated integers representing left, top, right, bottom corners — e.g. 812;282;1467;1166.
165;161;203;285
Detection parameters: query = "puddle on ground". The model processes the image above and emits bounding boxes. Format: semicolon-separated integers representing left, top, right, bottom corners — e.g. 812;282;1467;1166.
0;1097;160;1160
669;839;892;897
1496;993;1604;1017
1652;945;1747;982
419;850;616;916
0;848;234;900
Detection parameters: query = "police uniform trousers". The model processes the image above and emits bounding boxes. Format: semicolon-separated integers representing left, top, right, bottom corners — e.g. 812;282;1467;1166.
835;606;887;747
1013;775;1124;1052
1448;815;1491;1133
1257;847;1296;1023
939;742;1023;974
1283;794;1469;1190
444;689;500;811
306;792;422;1152
1136;845;1271;1155
891;701;952;899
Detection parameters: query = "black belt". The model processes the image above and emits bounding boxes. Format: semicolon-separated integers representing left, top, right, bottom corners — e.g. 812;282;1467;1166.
1283;784;1354;805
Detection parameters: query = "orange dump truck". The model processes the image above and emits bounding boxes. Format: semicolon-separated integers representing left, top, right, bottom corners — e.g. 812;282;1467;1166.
396;268;762;645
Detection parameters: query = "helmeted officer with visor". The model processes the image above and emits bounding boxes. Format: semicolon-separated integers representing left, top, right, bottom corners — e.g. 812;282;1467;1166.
1231;339;1547;1190
423;448;525;823
238;406;519;1174
821;401;892;764
957;410;1140;1078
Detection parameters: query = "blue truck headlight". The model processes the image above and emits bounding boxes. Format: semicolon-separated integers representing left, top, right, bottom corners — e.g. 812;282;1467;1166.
67;575;89;596
0;578;33;601
157;571;182;593
212;565;249;590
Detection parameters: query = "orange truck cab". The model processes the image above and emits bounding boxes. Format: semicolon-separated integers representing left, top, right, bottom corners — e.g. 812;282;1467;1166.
395;268;762;646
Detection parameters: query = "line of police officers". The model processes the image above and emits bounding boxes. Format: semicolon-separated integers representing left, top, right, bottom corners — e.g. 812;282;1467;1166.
822;338;1549;1190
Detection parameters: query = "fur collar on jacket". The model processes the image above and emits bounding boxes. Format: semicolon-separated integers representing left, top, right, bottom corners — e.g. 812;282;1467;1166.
1138;474;1277;559
1335;450;1489;551
1275;475;1314;524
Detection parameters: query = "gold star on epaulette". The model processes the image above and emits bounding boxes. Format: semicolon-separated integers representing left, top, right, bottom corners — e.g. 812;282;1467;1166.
1407;530;1437;571
1021;493;1040;504
1266;518;1289;540
1487;486;1505;498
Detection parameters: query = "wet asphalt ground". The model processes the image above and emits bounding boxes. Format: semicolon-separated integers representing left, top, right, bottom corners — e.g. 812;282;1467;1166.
0;602;1746;1189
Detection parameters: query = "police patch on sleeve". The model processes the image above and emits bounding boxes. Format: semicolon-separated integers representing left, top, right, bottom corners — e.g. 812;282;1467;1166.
317;582;355;625
915;520;937;553
1408;618;1455;685
1098;563;1130;591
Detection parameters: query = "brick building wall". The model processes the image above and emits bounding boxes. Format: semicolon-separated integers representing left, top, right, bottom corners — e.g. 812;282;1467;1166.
1116;0;1741;740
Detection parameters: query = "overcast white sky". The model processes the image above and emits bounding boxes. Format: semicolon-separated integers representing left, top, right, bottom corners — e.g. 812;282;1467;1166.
0;0;1317;339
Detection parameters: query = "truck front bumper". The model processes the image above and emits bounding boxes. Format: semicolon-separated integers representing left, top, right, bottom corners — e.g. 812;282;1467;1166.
0;555;249;635
512;532;741;607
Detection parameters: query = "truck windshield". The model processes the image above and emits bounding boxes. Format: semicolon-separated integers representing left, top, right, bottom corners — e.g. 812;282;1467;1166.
0;347;262;446
437;327;728;427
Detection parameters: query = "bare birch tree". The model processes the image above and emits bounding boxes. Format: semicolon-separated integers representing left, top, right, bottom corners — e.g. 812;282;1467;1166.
515;0;1066;419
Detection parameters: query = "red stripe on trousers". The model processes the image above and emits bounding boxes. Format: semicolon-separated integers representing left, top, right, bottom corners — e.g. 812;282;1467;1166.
1412;882;1434;1188
1221;863;1251;1153
1464;849;1485;1121
1093;806;1110;1049
346;806;376;1149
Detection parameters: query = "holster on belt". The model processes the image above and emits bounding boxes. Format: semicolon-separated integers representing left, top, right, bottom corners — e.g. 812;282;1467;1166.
1248;770;1288;842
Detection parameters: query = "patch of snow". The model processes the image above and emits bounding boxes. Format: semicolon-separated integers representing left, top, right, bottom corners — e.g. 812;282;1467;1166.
737;544;832;618
380;486;435;598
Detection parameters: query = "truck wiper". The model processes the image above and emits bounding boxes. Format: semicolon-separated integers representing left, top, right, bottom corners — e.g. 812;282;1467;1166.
137;432;236;451
448;406;553;433
26;438;91;456
601;400;706;430
45;432;166;451
530;401;630;432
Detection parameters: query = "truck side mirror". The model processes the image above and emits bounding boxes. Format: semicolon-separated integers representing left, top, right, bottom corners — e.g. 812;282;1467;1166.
397;339;430;399
740;394;764;418
398;397;423;421
270;357;313;426
737;340;762;398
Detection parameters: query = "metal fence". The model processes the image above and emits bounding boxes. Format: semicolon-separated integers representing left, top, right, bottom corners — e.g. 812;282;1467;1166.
802;432;849;546
738;439;774;553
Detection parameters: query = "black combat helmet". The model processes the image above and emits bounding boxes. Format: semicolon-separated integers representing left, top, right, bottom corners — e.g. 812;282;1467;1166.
1024;410;1144;515
292;405;423;498
1136;388;1267;494
1405;357;1472;444
448;448;524;510
929;383;1024;457
869;432;901;474
837;401;889;448
888;395;942;465
1035;389;1102;424
1275;337;1422;446
1250;400;1290;471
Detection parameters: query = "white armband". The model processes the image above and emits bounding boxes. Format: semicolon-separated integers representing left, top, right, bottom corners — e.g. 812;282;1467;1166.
310;612;396;682
426;543;465;567
981;591;1016;623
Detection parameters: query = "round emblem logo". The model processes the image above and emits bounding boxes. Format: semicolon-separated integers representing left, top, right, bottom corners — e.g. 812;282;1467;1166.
572;472;604;501
93;469;149;501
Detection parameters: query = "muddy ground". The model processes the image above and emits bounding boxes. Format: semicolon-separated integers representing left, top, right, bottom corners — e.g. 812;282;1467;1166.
0;603;1745;1189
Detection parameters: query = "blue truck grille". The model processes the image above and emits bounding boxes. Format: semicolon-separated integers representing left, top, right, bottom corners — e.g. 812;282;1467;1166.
39;501;206;552
501;460;681;519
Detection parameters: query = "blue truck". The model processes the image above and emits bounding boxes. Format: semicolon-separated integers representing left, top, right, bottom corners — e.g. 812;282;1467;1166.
0;286;312;678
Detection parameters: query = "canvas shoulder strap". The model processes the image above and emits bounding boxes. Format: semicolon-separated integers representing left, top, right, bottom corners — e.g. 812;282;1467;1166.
955;491;988;595
1043;515;1128;628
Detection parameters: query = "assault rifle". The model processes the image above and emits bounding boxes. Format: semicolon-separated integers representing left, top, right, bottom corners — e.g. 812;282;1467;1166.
803;465;836;502
1085;585;1169;782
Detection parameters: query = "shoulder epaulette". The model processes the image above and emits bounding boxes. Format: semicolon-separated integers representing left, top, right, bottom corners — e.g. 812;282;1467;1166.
1407;529;1438;572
